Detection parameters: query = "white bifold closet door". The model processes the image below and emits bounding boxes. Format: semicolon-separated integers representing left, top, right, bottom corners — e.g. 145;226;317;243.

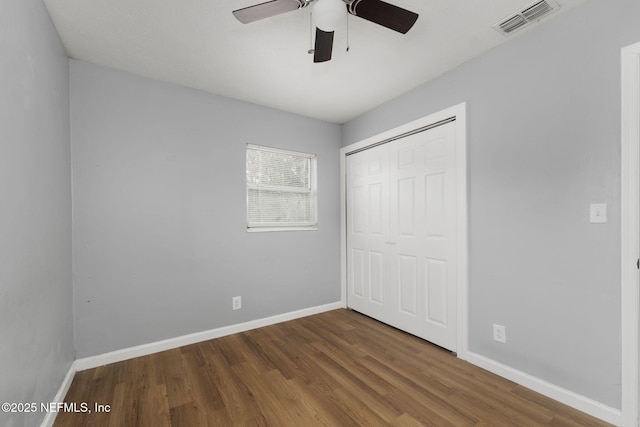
346;121;458;352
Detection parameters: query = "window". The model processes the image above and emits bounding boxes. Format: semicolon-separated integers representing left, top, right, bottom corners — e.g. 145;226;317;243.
246;144;317;231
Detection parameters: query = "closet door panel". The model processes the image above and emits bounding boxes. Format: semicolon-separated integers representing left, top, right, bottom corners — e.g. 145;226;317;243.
419;123;458;350
346;145;389;319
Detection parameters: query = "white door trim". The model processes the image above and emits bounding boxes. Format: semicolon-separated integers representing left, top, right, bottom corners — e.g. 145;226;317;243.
621;41;640;427
340;102;468;359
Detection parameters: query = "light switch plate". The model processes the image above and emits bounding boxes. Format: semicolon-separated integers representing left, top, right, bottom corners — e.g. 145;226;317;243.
590;203;607;223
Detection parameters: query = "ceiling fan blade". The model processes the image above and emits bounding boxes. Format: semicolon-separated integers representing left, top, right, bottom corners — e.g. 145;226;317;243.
313;28;334;63
349;0;418;34
233;0;302;24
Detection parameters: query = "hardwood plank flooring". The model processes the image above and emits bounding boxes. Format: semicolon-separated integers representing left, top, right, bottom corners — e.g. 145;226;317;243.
54;309;613;427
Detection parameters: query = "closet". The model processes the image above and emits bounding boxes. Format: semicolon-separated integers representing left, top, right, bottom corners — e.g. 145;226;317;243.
346;121;458;351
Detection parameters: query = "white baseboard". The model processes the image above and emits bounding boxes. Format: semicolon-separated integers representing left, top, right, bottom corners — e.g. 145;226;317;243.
40;363;77;427
74;301;343;371
465;351;622;426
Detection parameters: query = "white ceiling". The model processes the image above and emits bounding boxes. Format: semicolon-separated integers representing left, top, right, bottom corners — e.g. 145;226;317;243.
42;0;586;124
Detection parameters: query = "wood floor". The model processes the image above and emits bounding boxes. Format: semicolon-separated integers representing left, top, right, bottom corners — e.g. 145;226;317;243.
54;309;613;426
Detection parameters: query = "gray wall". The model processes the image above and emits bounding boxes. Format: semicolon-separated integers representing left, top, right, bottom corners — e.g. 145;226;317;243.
343;0;638;409
0;1;74;426
70;60;342;358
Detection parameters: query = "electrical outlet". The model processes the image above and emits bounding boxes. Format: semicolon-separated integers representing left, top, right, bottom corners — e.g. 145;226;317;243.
232;296;242;311
493;324;506;343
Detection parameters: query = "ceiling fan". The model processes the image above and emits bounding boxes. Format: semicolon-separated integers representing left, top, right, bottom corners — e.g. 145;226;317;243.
232;0;419;63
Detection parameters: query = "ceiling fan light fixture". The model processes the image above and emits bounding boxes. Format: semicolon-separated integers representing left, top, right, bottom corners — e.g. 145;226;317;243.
313;0;347;31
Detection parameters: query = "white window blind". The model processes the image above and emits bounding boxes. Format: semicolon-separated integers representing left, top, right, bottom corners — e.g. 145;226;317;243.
246;144;317;230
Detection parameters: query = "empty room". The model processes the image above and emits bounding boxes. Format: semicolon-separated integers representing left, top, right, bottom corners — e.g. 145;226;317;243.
2;0;640;426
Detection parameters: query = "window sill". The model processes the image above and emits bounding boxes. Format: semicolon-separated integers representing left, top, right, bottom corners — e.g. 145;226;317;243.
246;226;318;233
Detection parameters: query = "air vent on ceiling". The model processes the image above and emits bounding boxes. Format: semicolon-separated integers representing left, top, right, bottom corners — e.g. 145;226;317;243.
494;0;560;36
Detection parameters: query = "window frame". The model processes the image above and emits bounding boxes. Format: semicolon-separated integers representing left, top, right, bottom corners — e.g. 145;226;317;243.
246;144;318;232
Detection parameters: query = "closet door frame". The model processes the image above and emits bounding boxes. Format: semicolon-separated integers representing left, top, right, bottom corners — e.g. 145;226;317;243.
340;102;469;360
